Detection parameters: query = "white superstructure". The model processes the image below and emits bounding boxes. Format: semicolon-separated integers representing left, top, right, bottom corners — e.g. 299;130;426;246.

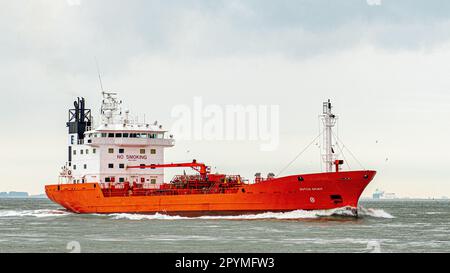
61;92;175;187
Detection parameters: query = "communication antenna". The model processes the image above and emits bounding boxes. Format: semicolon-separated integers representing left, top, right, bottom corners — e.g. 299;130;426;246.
95;57;104;93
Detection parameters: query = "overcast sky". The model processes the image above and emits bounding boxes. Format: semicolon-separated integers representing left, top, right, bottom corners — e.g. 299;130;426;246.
1;0;450;197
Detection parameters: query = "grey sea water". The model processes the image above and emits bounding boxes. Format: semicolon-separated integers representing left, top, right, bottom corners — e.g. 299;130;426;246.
0;198;448;253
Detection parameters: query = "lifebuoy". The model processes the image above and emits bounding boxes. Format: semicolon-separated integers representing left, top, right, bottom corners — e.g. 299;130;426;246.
68;170;72;176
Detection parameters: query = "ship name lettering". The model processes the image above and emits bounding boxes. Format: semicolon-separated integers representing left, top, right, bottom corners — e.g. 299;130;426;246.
299;187;323;191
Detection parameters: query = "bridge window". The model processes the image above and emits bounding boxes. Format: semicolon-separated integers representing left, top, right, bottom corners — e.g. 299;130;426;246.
123;133;129;138
108;133;114;138
119;164;125;169
108;163;114;169
130;133;137;138
115;133;122;138
101;133;107;137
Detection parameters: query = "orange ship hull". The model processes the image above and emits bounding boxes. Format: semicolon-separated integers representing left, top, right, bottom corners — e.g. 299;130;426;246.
45;170;375;215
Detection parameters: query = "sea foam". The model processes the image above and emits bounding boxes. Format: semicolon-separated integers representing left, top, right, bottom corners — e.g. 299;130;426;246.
0;207;394;220
0;209;71;218
106;206;395;221
358;207;395;219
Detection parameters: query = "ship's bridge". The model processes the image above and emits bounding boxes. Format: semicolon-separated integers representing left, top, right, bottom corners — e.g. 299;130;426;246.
83;124;175;147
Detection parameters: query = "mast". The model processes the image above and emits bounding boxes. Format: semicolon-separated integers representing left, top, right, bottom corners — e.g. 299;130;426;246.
66;97;92;166
321;99;337;172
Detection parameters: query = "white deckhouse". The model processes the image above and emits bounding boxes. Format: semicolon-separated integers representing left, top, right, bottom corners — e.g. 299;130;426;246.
62;92;175;188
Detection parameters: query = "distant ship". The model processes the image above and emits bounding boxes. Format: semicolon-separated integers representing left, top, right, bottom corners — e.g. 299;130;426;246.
0;192;29;198
45;92;376;216
373;189;397;200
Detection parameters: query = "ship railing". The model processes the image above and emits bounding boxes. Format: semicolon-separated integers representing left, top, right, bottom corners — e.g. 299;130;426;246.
142;183;158;189
170;175;204;183
88;137;175;147
99;183;110;189
114;184;126;189
99;182;125;189
254;177;275;183
224;175;243;184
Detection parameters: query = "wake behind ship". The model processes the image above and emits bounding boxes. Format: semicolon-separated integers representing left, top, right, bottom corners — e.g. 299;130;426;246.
45;92;375;216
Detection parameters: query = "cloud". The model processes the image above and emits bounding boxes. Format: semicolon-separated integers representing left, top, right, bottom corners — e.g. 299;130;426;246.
3;0;450;69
